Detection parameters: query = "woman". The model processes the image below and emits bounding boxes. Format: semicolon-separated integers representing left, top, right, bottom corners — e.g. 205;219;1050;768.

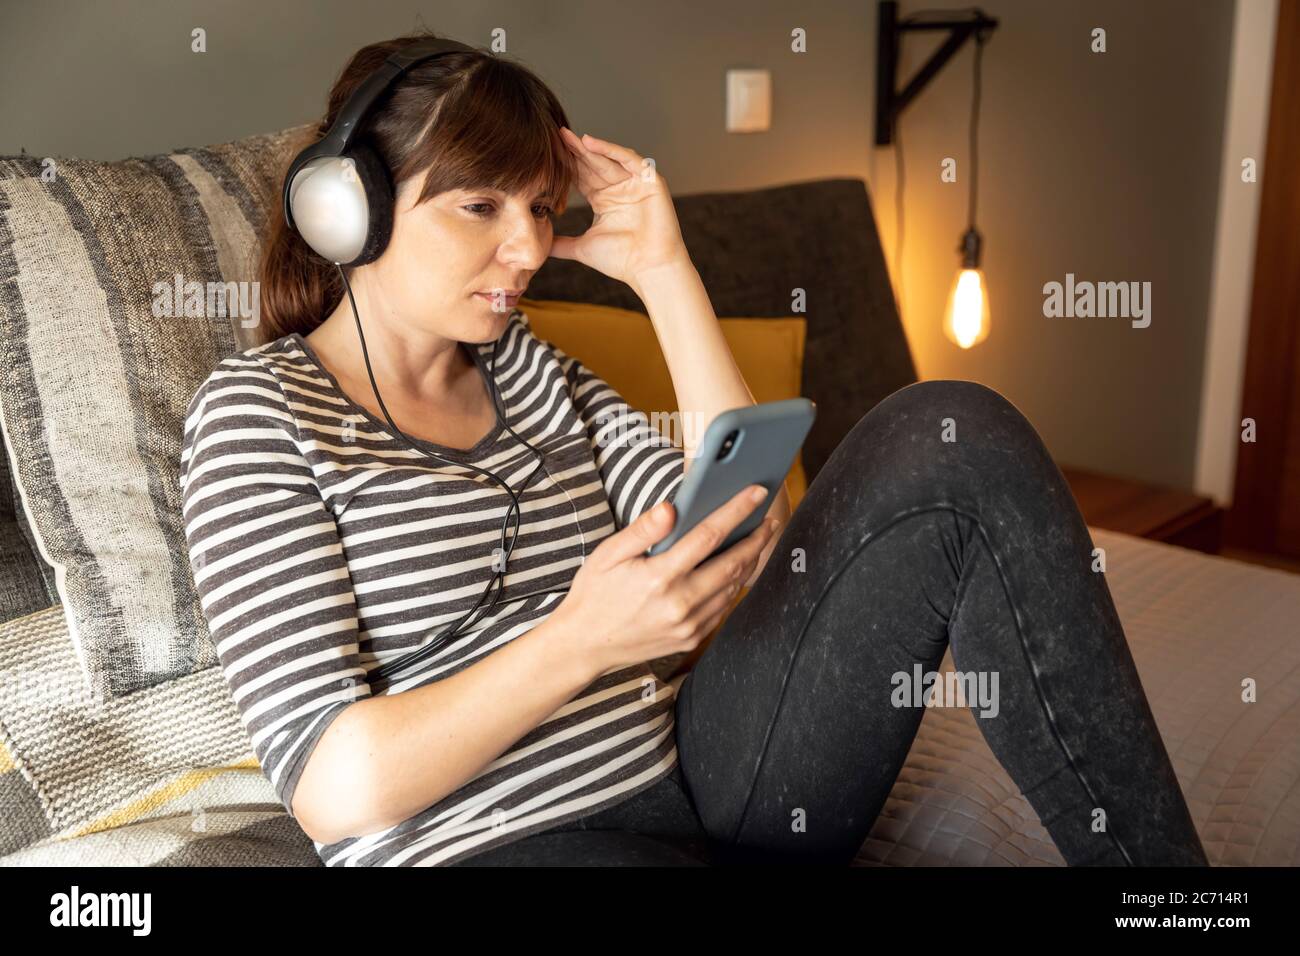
179;33;1209;867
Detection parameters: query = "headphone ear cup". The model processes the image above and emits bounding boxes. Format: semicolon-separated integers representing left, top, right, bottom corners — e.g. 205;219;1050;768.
284;144;395;266
346;142;396;266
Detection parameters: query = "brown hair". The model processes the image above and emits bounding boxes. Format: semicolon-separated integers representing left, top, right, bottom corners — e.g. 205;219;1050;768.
255;30;576;344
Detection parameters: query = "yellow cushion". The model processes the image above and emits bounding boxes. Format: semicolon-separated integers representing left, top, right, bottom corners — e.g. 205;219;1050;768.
519;297;808;509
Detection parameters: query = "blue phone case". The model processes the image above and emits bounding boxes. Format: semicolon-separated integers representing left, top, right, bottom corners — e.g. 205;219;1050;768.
645;398;816;562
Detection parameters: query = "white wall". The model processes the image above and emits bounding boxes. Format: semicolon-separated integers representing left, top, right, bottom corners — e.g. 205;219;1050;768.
1194;0;1278;507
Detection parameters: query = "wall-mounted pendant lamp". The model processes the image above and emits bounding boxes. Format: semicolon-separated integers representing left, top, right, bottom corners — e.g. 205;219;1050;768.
875;2;998;349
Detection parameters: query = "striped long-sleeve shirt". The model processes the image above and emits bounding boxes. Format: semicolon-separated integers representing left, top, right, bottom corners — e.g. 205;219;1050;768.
178;308;686;866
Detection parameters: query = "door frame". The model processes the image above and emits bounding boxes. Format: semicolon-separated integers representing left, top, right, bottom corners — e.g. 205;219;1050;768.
1227;0;1300;554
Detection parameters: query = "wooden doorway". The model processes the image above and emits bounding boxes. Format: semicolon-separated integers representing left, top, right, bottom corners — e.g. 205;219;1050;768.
1225;0;1300;559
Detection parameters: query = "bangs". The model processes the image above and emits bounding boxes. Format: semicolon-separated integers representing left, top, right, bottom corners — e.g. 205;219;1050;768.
406;57;576;210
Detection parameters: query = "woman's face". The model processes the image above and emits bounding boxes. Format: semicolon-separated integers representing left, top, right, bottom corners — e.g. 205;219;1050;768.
368;166;556;344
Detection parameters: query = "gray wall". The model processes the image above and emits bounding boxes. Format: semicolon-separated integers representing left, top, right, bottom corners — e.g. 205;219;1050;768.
0;0;1235;488
880;0;1234;490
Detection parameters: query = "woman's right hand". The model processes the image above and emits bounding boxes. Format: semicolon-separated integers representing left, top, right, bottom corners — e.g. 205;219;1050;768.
550;484;781;677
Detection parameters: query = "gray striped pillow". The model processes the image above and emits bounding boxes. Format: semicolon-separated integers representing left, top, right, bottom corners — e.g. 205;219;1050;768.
0;124;311;700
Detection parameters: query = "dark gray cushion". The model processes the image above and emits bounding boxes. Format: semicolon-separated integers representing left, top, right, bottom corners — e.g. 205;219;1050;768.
529;178;918;484
0;441;56;622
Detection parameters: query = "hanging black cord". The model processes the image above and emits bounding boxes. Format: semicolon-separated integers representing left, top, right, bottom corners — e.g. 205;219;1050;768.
969;30;985;230
901;7;988;229
891;6;991;302
893;119;906;320
336;264;548;683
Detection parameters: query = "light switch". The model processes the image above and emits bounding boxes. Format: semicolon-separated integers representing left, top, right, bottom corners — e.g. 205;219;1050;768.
726;68;771;132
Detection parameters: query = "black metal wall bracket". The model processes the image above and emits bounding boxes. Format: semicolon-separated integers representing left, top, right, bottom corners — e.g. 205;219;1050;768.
875;1;999;145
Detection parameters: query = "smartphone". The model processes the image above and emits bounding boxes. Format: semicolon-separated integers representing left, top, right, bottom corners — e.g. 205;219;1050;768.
645;398;816;562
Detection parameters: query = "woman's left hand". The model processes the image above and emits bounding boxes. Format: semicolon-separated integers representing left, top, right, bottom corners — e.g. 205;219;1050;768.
548;128;688;291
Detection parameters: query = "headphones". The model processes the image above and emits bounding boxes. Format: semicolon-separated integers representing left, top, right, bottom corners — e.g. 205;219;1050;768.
283;37;586;683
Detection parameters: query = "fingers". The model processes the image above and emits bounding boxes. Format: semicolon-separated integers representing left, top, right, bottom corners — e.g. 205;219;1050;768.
646;484;770;580
682;576;742;639
592;499;677;568
559;127;624;188
573;131;632;183
743;519;779;588
576;132;650;180
683;510;775;610
557;128;605;195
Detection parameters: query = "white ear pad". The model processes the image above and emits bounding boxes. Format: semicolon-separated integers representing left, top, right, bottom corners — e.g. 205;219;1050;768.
287;155;370;265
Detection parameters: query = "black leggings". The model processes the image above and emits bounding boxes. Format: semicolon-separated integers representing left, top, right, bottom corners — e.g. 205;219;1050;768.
454;380;1210;867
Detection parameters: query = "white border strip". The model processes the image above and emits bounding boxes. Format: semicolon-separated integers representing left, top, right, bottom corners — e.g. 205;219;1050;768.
1195;0;1280;506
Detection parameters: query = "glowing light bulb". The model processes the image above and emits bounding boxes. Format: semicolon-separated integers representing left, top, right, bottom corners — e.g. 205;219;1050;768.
943;267;990;349
943;228;991;349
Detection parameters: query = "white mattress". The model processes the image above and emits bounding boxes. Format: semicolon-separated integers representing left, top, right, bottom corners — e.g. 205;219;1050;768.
855;527;1300;866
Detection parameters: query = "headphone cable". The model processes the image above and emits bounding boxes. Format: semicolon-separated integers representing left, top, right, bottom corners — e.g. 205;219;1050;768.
336;264;550;683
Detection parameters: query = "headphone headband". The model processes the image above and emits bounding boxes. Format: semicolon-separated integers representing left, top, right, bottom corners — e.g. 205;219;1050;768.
282;37;478;233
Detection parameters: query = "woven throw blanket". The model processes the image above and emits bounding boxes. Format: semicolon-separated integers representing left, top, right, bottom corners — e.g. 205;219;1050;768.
0;604;302;862
0;805;320;867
